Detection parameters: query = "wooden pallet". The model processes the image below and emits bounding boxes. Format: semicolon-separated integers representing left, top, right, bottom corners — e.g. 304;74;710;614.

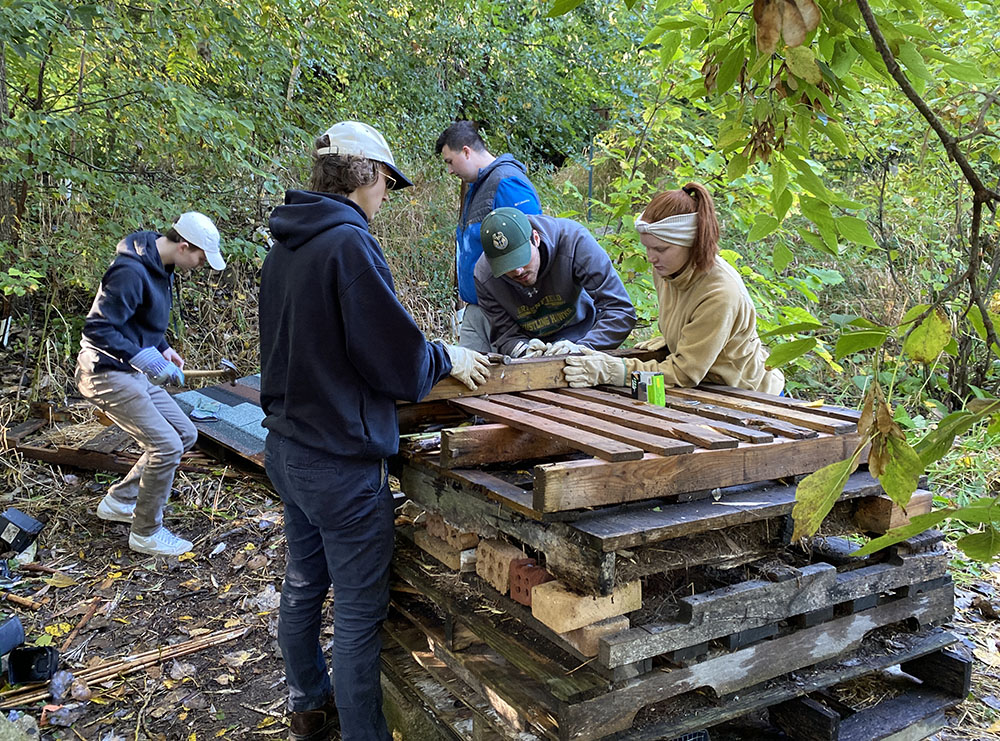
388;541;961;741
402;384;863;514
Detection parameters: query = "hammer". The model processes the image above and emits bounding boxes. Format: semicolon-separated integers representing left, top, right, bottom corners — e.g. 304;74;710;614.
183;358;239;386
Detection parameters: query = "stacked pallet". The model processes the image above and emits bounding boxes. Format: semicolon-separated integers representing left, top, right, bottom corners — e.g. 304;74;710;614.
388;381;968;741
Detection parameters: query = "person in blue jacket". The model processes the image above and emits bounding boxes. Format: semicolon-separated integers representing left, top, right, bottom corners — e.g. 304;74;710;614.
259;121;489;741
435;120;541;352
76;212;226;557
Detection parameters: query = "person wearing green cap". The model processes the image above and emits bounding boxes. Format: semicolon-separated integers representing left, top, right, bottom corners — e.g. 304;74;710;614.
475;207;636;358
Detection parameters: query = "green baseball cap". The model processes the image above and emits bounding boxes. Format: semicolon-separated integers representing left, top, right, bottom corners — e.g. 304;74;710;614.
480;208;533;278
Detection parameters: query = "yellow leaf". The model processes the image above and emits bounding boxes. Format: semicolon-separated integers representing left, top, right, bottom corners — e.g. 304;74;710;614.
107;571;123;579
134;594;143;600
188;628;211;637
243;543;256;551
178;552;196;562
44;622;72;637
188;732;197;741
224;618;241;628
221;583;233;594
216;729;228;737
43;573;78;588
803;399;825;408
178;615;193;621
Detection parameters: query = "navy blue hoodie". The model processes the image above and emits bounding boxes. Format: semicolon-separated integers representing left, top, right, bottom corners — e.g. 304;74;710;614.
260;191;452;459
78;231;172;374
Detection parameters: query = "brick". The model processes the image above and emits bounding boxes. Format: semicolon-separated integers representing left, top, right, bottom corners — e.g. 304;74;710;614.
475;539;525;594
414;530;476;572
531;580;641;634
560;614;629;657
425;513;480;550
509;559;553;606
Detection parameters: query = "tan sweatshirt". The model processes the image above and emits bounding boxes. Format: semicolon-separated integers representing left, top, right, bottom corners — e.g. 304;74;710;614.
624;256;784;394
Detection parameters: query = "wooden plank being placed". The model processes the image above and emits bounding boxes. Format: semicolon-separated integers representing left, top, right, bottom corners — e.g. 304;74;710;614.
423;356;568;402
702;383;862;422
533;432;861;512
440;423;574;468
544;388;739;449
558;388;775;444
450;396;643;462
629;390;817;439
664;387;857;435
489;393;694;457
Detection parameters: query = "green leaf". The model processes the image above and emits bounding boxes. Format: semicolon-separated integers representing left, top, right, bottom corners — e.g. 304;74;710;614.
773;242;793;273
879;435;922;507
792;451;863;541
798;228;838;257
717;125;746;149
759;320;822;339
913;410;983;465
660;31;682;65
799;197;837;250
950;498;1000;525
771;161;788;196
773;189;794;222
896;41;932;81
641;23;669;46
716;48;745;93
765;337;817;369
834;329;889;359
836;216;877;248
902;308;951;364
748;214;779;242
958;527;1000;562
727;152;748;181
925;0;966;20
821;121;849;154
851;509;951;557
790;160;830;200
943;63;988;84
785;46;822;84
546;0;586;17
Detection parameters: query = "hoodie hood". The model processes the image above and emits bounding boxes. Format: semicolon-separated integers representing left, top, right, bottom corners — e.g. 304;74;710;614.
269;191;369;251
115;231;169;278
478;153;528;181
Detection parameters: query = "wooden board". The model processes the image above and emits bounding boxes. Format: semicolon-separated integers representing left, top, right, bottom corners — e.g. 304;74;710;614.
532;432;862;512
423;357;569;402
450;396;644;462
441;424;575;468
702;383;862;422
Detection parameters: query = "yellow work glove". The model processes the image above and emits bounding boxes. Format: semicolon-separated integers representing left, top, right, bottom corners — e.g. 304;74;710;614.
634;335;668;352
562;348;627;388
444;344;491;390
542;339;588;356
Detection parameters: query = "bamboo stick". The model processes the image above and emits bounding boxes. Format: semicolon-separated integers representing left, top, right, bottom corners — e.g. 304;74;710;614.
60;597;101;653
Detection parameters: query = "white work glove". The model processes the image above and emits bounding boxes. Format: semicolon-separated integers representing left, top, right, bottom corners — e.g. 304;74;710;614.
510;338;547;358
542;339;588;356
130;347;186;387
563;348;627;388
634;335;668;352
444;344;491;391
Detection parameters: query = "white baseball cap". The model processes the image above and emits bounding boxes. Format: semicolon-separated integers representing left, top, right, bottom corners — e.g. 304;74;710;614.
316;121;413;189
172;212;225;270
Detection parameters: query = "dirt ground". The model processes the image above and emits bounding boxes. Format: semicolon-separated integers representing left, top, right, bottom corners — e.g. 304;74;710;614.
0;442;998;740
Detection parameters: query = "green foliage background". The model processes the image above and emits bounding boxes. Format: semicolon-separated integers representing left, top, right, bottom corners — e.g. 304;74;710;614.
2;0;999;556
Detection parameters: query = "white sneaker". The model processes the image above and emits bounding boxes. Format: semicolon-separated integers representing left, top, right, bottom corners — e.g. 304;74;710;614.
128;527;193;557
96;494;135;523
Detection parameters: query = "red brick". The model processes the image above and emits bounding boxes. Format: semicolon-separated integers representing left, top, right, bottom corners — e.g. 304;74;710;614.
510;559;554;606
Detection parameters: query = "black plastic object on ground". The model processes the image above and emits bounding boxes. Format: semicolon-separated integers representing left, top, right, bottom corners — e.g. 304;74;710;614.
7;645;59;684
0;508;45;553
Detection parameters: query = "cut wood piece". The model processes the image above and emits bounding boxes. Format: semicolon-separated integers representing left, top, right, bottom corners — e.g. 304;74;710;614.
414;530;476;572
702;383;862;422
770;696;842;740
560;615;630;658
662;386;857;435
450;396;643;462
531;579;641;634
440;423;574;468
450;468;539;521
533;432;861;512
423;356;568;402
854;490;933;534
1;418;47;448
652;391;817;439
552;388;740;449
475;539;526;594
901;647;972;697
565;387;776;444
837;687;954;741
489;393;694;456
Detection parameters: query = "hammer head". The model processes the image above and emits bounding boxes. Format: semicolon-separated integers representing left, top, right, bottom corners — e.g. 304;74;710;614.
219;358;238;386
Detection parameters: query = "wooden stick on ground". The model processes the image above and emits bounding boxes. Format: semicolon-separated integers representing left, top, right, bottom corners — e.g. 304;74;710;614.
0;591;46;610
60;597;101;653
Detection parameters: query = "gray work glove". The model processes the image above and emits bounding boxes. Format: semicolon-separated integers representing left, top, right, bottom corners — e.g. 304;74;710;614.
634;335;668;352
562;348;627;388
511;338;547;358
444;344;491;391
542;339;588;356
130;347;186;387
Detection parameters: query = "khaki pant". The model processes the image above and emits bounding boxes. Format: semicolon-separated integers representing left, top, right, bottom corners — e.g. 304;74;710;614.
75;366;197;536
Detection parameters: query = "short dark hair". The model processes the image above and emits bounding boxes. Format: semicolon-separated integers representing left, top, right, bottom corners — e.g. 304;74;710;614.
164;227;198;249
435;120;487;155
309;134;379;195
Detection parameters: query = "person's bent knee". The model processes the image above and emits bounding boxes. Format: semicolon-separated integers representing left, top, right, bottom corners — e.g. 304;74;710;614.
147;432;185;466
179;421;197;451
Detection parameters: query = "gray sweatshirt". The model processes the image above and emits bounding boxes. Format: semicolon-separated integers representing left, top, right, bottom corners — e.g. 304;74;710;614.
474;215;636;356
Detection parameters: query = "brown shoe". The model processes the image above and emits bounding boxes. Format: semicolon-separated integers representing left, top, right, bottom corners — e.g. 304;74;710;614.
289;697;338;741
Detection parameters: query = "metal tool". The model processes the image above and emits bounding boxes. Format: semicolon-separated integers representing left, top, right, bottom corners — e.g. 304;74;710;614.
183;358;239;386
486;352;513;365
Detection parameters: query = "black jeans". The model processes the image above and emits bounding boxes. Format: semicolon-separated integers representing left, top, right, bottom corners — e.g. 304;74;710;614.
265;432;393;741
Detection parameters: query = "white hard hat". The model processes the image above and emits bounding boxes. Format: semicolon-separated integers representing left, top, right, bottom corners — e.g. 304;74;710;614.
316;121;413;189
172;212;225;270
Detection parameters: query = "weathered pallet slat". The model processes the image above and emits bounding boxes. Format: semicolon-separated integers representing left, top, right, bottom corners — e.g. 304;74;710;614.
441;423;575;468
702;383;863;422
450;396;644;462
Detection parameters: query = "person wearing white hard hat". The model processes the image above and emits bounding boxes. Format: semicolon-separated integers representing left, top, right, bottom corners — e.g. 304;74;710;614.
259;121;490;741
75;212;225;558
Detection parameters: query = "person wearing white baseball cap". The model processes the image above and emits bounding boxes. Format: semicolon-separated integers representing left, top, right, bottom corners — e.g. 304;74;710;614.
259;122;489;741
75;212;226;559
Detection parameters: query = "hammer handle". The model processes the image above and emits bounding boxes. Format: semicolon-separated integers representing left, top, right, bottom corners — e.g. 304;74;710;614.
183;369;232;379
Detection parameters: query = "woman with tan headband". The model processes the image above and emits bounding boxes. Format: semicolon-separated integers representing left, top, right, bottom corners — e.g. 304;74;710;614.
564;182;784;394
